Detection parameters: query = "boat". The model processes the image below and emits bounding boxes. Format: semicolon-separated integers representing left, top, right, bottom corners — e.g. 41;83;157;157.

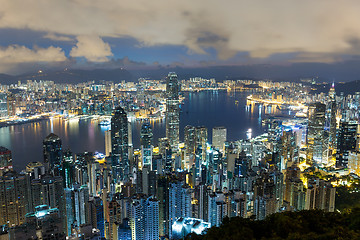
99;120;111;126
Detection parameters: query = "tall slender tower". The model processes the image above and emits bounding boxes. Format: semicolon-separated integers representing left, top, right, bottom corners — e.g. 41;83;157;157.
328;83;337;153
111;107;129;181
166;72;180;151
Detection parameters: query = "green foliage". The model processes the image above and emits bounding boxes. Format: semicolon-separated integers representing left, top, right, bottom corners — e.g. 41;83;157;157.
336;180;360;211
185;210;360;240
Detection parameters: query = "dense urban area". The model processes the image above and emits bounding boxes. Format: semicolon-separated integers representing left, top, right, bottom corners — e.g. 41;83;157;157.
0;72;359;239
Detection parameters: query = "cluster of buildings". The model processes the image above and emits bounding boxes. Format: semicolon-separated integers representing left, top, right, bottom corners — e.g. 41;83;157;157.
0;73;359;240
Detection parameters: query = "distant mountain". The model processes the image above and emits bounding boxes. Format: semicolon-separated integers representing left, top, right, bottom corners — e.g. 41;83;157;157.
1;65;360;92
311;80;360;95
0;68;135;85
130;64;341;82
0;73;17;85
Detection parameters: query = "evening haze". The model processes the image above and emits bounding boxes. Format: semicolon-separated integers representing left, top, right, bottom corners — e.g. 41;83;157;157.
1;0;360;81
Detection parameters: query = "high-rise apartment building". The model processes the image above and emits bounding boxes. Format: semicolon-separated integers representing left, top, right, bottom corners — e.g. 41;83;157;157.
0;171;27;227
169;182;192;239
65;184;90;235
130;196;159;240
30;175;66;232
0;146;12;176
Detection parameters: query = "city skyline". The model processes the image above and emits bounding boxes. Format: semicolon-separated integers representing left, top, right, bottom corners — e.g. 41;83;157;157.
1;0;360;239
0;73;359;239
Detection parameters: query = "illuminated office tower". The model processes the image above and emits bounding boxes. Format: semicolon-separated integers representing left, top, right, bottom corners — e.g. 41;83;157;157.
212;127;227;153
336;121;358;168
105;130;112;157
0;171;27;226
0;146;12;176
158;137;172;172
111;107;129;181
141;122;153;169
43;133;62;174
307;103;326;165
328;83;337;152
166;72;180;151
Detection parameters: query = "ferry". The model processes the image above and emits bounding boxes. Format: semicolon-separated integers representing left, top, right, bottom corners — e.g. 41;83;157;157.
99;120;111;126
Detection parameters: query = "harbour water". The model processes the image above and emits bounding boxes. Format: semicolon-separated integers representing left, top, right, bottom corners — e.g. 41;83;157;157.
0;90;277;171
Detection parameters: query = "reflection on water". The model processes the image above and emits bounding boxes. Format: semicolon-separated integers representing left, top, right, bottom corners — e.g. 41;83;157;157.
0;90;276;171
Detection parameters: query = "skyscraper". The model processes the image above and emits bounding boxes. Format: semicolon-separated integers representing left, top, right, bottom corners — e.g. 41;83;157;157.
195;127;208;154
111;107;129;181
166;72;180;151
61;149;74;188
307;103;326;165
64;183;90;235
43;133;62;174
212;127;227;153
140;122;153;169
328;83;337;152
336;121;358;168
184;125;196;169
184;126;208;167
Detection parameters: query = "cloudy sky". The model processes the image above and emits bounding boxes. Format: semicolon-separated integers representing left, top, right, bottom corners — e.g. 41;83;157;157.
1;0;360;75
